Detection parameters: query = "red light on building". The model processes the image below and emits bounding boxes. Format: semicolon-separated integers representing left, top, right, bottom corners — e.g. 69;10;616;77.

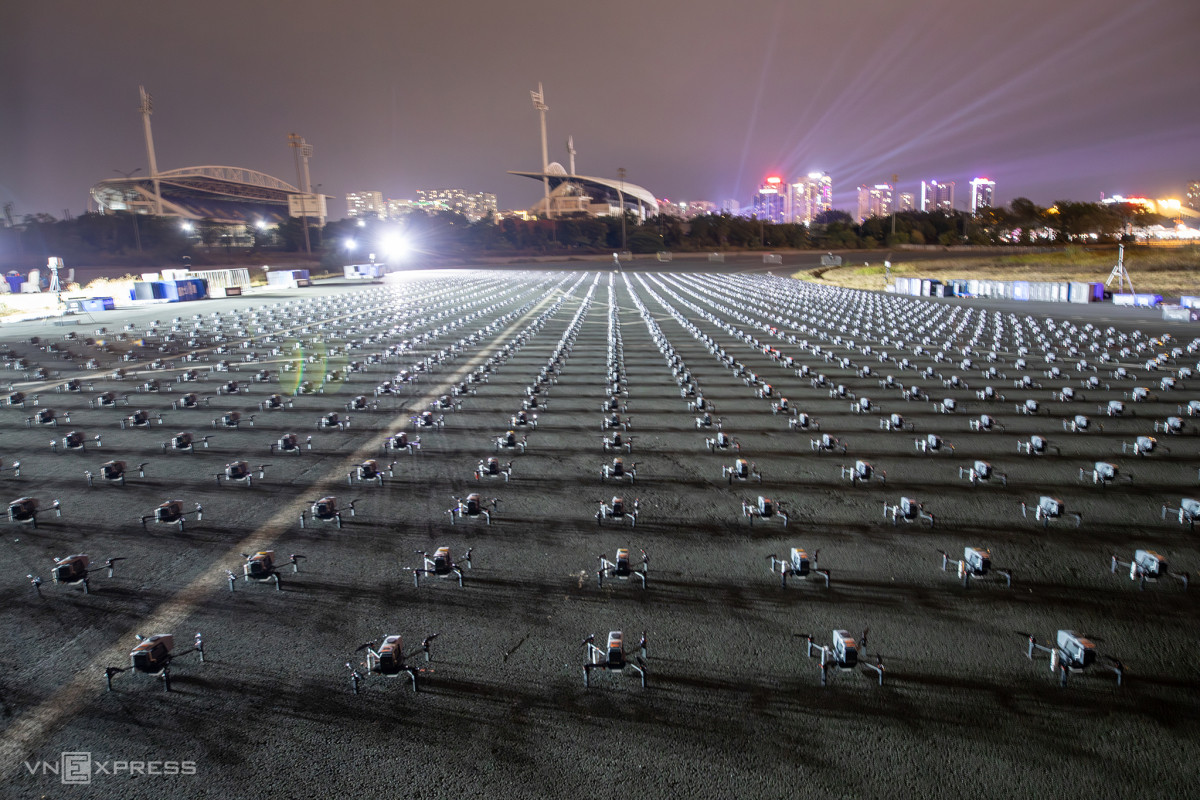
765;176;782;185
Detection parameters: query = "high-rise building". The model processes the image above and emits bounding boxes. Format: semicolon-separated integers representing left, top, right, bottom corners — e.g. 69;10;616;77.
1186;180;1200;212
753;176;790;224
789;171;833;225
857;183;893;222
969;177;996;214
897;192;915;212
385;198;417;218
920;180;955;213
346;191;384;219
415;189;498;223
720;199;740;215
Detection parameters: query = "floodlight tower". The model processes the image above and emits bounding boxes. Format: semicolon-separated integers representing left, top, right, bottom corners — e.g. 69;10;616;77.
531;83;552;218
288;133;313;254
138;86;163;216
568;135;577;176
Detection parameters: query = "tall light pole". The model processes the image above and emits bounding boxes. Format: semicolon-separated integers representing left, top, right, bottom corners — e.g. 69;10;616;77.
530;83;552;219
617;167;628;251
138;87;163;216
890;174;898;239
287;133;313;255
114;168;143;252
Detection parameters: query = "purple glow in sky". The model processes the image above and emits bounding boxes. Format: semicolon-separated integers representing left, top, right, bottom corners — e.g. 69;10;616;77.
1;0;1196;217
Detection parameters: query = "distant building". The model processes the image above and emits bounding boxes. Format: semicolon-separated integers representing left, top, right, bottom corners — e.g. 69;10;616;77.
790;171;833;225
753;176;790;223
659;200;717;218
720;199;740;215
415;189;498;223
897;192;915;212
1187;180;1200;212
969;177;996;214
385;198;417;218
346;191;384;219
857;183;893;222
920;180;955;213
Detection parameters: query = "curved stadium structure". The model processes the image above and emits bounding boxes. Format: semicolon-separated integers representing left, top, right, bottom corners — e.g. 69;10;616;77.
90;166;299;225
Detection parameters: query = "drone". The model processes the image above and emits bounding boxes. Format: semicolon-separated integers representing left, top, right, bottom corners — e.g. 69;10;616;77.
90;391;127;409
412;546;473;587
411;411;445;431
771;397;790;415
120;409;162;429
800;629;884;687
8;497;61;528
50;430;101;454
161;431;212;454
1122;435;1166;457
582;630;647;688
1017;435;1059;456
879;413;913;433
28;553;125;595
602;431;634;453
742;495;788;526
914;433;953;454
1023;630;1122;688
213;410;253;429
597;548;648;588
381;431;420;456
317;412;347;431
960;460;1007;487
883;497;934;526
1021;496;1081;527
1062;414;1098;433
768;548;830;588
495;430;527;453
1153;417;1185;435
724;458;761;484
349;459;395;486
969;414;1003;432
601;457;637;483
840;460;883;486
300;496;357;528
474;457;512;482
227;550;304;591
105;632;205;692
788;412;819;431
347;395;378;412
596;496;638;526
510;410;537;429
1079;461;1128;487
27;408;67;428
1161;498;1200;530
171;392;209;410
85;460;147;487
939;547;1012;589
1110;550;1188;591
270;433;312;455
141;500;203;531
604;413;632;431
810;434;847;454
259;394;293;411
694;411;718;429
349;633;437;693
215;461;269;487
448;493;499;524
706;431;739;452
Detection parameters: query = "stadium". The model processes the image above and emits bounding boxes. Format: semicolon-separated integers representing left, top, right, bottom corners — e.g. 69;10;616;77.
508;162;660;220
89;166;301;226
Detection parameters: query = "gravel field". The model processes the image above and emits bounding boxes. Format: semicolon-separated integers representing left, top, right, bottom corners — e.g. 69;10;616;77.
0;264;1197;799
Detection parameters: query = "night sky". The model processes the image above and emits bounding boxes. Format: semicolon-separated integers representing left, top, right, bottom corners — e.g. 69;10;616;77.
2;0;1197;219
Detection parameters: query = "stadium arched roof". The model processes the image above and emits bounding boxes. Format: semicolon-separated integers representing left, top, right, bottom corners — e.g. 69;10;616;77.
507;169;659;215
91;166;300;225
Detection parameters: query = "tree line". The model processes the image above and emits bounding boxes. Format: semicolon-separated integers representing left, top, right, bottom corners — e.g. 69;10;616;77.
0;198;1168;267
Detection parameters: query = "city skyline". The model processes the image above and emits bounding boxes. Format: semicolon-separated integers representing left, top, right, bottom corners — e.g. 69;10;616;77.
1;0;1197;220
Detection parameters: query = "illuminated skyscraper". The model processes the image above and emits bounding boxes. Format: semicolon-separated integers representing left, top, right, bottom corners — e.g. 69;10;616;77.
753;176;789;224
789;171;833;224
969;177;996;213
346;191;384;219
857;183;893;222
920;180;955;213
415;189;498;222
1187;180;1200;212
897;192;915;212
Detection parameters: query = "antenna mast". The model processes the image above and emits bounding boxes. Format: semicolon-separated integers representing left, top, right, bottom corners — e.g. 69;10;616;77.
1105;243;1134;294
568;135;576;176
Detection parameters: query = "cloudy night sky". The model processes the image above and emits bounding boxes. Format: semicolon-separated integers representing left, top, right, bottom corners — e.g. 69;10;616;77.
2;0;1197;218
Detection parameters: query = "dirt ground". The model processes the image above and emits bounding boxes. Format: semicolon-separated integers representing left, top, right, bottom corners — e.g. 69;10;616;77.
0;264;1197;799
